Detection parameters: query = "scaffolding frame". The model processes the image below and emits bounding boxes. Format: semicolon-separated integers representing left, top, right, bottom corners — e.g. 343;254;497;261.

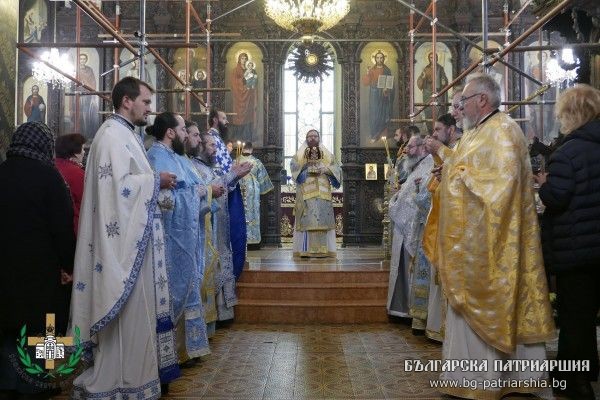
395;0;574;128
17;0;246;129
17;0;593;134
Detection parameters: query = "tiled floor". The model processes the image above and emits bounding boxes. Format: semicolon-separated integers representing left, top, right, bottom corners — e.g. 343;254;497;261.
160;322;600;400
50;248;600;399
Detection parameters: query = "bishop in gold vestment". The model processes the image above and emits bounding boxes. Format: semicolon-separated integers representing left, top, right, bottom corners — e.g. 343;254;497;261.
291;130;342;258
426;74;555;399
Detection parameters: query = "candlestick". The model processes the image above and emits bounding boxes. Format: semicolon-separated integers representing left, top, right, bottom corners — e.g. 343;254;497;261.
236;140;242;161
382;136;391;162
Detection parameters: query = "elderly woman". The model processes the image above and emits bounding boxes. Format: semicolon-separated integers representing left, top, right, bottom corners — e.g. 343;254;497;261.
0;122;75;397
535;84;600;400
55;133;86;234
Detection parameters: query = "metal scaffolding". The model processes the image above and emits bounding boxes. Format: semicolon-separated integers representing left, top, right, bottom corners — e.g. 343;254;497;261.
17;0;243;130
394;0;575;129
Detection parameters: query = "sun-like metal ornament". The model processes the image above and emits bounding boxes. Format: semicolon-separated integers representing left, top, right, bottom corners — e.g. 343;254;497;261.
289;42;333;83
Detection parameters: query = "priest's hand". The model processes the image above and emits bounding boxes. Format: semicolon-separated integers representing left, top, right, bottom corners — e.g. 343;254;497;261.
533;172;548;186
232;161;252;178
431;165;443;181
425;137;443;155
212;183;225;198
159;172;177;189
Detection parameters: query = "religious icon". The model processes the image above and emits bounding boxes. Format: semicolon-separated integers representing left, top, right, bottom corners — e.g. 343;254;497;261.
359;42;398;147
23;82;46;123
414;42;453;123
362;48;395;141
365;163;378;180
384;163;390;180
23;0;48;43
524;39;558;141
225;43;264;145
468;40;505;104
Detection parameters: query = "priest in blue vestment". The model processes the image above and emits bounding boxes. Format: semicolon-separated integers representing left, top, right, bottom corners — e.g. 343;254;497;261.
146;112;210;362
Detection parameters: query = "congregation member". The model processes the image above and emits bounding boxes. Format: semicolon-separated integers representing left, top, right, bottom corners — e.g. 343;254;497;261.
54;133;86;234
387;134;433;322
427;73;555;399
0;122;75;398
207;109;251;281
70;77;180;399
146;112;210;365
535;84;600;400
186;121;223;338
291;129;342;258
238;141;274;248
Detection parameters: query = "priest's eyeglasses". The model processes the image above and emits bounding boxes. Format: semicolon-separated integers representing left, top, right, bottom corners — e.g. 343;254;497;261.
458;92;484;107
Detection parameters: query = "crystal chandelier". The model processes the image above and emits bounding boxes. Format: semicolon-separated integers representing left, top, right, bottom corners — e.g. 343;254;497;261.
32;48;75;89
265;0;350;36
545;48;579;87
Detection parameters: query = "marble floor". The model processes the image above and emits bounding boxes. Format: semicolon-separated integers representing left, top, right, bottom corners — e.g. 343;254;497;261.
160;322;600;400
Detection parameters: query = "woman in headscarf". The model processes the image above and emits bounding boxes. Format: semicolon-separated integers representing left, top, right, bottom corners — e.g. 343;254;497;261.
0;122;75;397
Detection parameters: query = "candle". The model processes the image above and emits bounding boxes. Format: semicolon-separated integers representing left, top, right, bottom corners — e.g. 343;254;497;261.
382;136;391;161
236;141;242;161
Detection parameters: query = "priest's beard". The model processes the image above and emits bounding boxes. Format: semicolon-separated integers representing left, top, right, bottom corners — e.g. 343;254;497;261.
172;136;185;156
402;154;419;174
186;142;200;158
218;121;229;140
462;113;481;131
200;151;215;166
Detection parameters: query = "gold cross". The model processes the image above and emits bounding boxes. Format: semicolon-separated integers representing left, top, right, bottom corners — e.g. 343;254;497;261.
27;314;73;369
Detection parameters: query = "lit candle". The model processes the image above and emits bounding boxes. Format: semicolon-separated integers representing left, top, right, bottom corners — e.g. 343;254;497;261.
236;140;242;161
382;136;391;161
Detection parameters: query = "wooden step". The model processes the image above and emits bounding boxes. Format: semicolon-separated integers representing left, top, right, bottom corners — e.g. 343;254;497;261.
237;282;388;301
239;270;389;284
236;299;388;324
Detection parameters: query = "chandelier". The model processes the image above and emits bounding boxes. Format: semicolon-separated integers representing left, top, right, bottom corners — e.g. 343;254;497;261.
265;0;350;36
32;48;75;89
545;48;579;87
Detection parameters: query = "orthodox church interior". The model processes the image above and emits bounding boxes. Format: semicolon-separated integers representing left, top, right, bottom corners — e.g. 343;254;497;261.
1;0;600;399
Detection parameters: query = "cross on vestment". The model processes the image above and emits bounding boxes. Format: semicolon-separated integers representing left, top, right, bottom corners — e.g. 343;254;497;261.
27;313;73;369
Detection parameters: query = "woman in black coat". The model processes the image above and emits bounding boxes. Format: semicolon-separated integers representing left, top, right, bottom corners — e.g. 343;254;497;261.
0;122;75;396
535;84;600;400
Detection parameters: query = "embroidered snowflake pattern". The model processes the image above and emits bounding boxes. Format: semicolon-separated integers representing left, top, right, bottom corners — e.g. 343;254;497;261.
157;260;163;268
160;297;166;306
88;243;94;255
155;222;161;231
98;163;113;179
110;396;117;400
106;221;120;238
136;392;144;400
121;187;131;198
122;394;129;400
163;344;170;353
151;386;159;395
145;198;153;211
75;281;86;292
94;263;103;273
157;274;167;290
154;237;164;253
